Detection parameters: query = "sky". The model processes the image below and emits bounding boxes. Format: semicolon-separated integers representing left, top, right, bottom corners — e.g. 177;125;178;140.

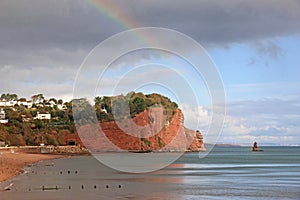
0;0;300;146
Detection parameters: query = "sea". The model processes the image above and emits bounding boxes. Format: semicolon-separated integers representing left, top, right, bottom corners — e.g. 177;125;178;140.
1;146;300;200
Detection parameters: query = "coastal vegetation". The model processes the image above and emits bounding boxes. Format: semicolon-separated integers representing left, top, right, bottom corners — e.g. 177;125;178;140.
0;92;178;146
94;92;178;122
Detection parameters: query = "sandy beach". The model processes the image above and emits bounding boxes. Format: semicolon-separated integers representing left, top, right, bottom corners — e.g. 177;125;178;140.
0;151;64;182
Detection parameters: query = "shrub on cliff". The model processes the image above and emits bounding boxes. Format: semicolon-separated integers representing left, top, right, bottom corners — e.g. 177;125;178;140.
72;98;98;126
94;92;178;122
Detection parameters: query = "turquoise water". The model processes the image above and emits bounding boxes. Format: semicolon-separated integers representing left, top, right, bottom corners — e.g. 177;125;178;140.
1;146;300;199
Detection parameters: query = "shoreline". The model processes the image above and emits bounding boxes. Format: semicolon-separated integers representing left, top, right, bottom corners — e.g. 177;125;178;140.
0;151;65;182
0;144;206;183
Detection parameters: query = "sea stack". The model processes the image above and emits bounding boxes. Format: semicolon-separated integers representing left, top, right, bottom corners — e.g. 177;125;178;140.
252;142;258;151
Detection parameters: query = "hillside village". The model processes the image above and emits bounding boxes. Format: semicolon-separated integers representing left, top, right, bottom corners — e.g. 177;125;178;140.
0;93;75;147
0;93;67;124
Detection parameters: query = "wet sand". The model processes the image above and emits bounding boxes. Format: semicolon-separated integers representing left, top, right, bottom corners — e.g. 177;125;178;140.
0;152;64;182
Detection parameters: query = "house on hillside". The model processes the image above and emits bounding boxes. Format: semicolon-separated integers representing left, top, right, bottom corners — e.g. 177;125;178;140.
0;100;17;107
0;99;32;108
0;100;6;107
0;108;8;124
18;100;33;108
34;112;51;120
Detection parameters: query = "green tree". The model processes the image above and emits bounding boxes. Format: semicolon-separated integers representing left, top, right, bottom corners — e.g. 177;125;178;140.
112;97;128;120
129;97;146;116
94;96;102;105
102;96;112;112
36;120;43;129
63;101;71;109
18;97;27;102
49;98;57;104
31;94;44;104
72;98;97;125
57;99;63;105
1;93;18;101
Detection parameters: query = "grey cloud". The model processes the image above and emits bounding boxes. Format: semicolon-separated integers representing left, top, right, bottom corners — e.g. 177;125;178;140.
0;65;76;99
247;40;283;64
223;96;300;142
219;96;300;145
249;127;286;137
1;0;300;51
1;0;300;69
0;48;87;68
227;96;300;117
252;40;283;59
1;0;300;98
0;0;119;49
121;0;300;40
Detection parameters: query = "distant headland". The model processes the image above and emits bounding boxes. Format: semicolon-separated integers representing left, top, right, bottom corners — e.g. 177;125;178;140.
215;143;241;147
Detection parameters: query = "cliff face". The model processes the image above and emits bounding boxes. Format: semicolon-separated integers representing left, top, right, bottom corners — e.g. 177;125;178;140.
78;108;205;152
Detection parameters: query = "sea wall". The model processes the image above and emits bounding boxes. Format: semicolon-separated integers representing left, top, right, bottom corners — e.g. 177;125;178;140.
0;146;88;154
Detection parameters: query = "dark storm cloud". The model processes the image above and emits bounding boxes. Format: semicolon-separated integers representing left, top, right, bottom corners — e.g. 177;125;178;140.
1;0;300;51
1;0;300;98
123;0;300;44
0;0;111;49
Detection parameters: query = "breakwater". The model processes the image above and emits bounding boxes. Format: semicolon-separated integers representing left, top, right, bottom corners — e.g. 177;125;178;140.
0;146;89;154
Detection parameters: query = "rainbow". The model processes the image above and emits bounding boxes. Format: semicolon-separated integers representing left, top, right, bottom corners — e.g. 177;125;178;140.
87;0;165;55
87;0;141;30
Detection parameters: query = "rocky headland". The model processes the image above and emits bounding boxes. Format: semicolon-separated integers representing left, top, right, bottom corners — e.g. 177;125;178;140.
78;107;205;152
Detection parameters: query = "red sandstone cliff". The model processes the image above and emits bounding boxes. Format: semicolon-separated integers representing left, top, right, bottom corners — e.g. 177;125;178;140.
77;108;205;152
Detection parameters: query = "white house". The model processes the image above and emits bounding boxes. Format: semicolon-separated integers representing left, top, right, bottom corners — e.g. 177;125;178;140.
18;100;33;108
0;100;17;107
0;108;8;124
0;99;32;108
34;112;51;120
